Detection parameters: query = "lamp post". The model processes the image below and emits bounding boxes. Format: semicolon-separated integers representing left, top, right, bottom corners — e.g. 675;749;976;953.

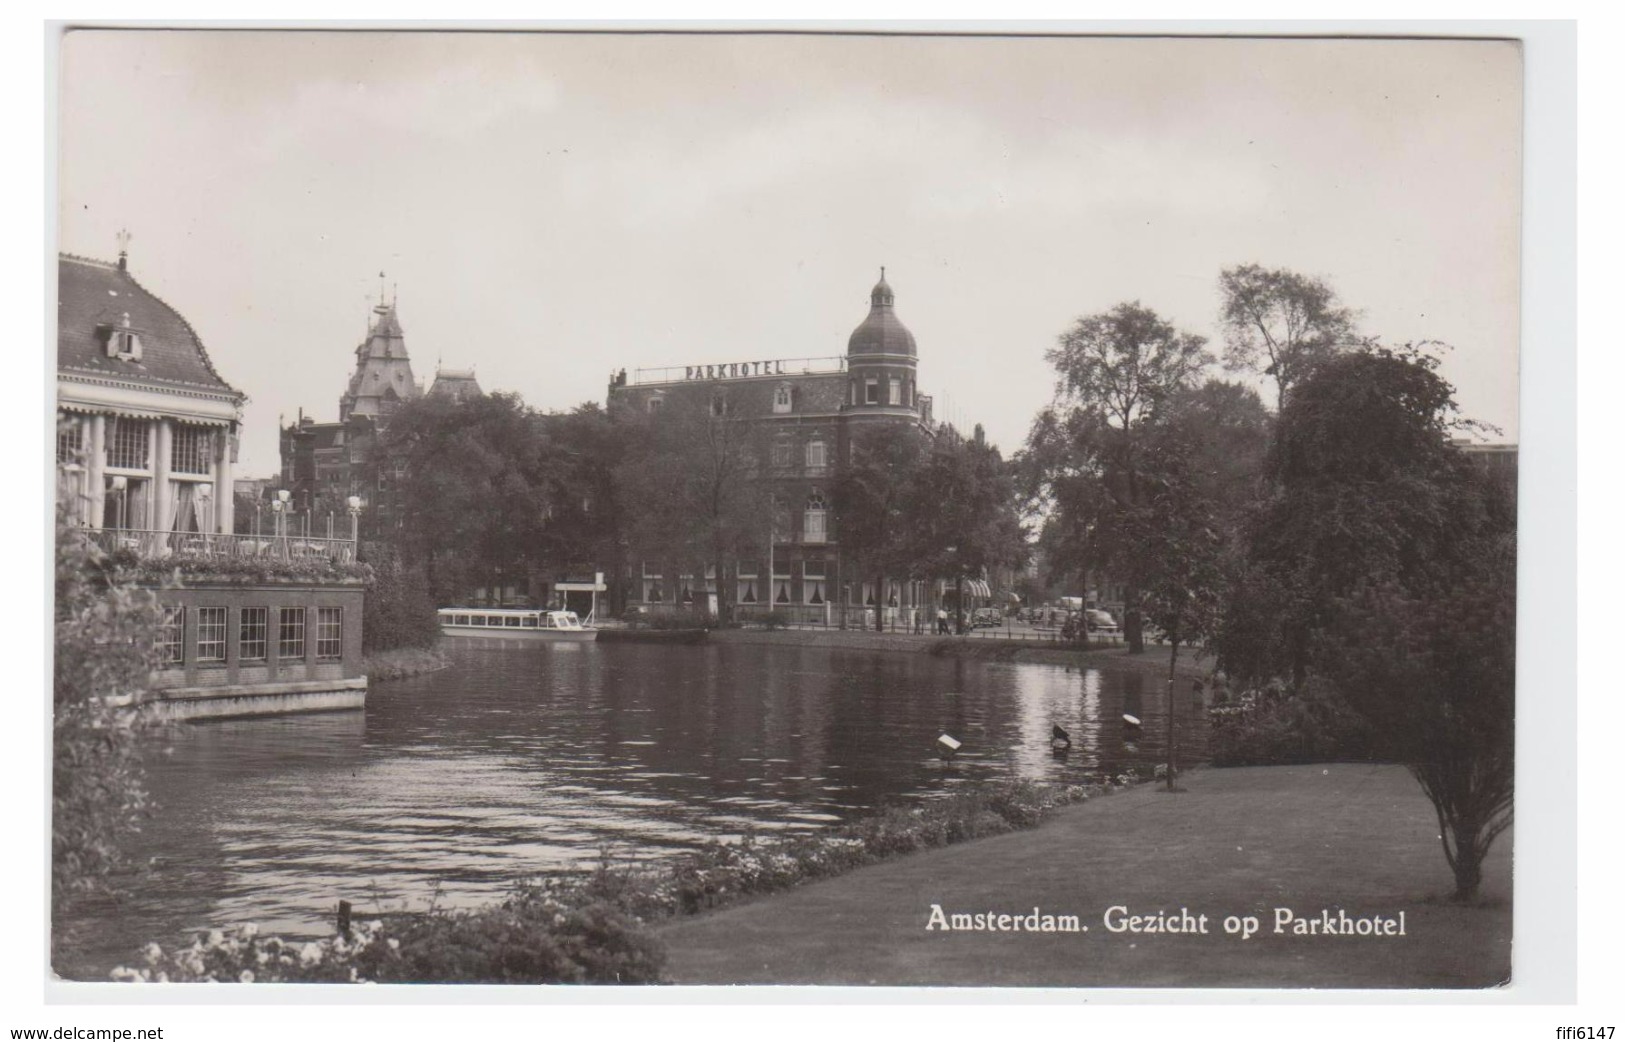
347;495;362;546
197;483;214;545
274;489;291;541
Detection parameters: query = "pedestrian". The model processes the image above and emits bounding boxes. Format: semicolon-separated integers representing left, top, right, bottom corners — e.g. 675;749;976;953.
936;608;949;635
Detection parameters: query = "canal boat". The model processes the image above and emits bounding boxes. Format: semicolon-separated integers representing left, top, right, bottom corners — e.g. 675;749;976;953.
437;608;598;641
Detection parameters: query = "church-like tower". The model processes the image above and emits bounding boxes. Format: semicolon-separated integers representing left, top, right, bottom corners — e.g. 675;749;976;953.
844;268;920;424
339;302;420;422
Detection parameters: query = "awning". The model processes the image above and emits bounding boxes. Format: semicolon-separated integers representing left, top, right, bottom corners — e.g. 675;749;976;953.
963;579;991;598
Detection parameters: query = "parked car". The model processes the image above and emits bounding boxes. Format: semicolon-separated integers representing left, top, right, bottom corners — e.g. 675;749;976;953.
972;608;1004;628
1085;609;1121;635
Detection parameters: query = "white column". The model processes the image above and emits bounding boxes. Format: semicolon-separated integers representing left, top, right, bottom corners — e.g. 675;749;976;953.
215;425;234;534
87;415;106;530
154;420;173;534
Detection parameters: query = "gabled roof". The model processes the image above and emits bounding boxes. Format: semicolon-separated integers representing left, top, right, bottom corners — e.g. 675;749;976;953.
57;254;243;399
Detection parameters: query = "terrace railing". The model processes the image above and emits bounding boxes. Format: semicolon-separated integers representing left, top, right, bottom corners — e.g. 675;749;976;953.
84;527;360;565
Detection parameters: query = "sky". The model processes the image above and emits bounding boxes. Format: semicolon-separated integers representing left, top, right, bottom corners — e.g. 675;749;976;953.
55;30;1523;475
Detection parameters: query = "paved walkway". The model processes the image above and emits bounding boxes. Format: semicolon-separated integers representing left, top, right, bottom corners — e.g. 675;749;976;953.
656;763;1512;989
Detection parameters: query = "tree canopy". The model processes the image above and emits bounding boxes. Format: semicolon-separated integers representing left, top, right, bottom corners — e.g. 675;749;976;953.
1219;263;1359;411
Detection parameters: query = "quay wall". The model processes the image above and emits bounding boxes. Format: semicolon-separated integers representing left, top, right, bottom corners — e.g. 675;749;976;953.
141;677;367;722
707;627;1210;679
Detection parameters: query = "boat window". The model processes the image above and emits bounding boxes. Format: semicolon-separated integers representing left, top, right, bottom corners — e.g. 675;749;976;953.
505;615;522;627
454;614;469;626
471;616;487;627
521;616;537;627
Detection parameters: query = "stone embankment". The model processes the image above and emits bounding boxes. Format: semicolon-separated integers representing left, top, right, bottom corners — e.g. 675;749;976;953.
707;627;1210;679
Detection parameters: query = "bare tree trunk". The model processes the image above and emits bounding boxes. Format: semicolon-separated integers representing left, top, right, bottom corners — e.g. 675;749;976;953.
1166;632;1180;791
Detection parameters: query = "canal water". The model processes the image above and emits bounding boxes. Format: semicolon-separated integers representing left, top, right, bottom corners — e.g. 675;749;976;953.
61;641;1208;978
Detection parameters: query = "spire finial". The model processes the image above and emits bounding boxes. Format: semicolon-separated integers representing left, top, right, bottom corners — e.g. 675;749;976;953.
880;265;885;280
115;228;132;271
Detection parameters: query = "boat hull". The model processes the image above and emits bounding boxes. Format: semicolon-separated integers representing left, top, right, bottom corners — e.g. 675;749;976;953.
440;624;597;642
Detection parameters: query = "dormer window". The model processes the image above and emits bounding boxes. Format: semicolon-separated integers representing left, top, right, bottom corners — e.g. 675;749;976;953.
648;392;665;414
101;314;143;361
772;383;793;414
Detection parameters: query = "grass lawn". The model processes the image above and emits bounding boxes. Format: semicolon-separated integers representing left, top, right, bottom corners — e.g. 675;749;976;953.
655;763;1511;988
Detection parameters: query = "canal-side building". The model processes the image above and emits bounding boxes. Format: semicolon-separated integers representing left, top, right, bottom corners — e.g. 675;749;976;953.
57;247;366;720
606;270;940;626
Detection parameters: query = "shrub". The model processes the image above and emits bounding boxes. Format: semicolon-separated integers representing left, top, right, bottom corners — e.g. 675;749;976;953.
360;544;440;653
1207;683;1372;766
761;611;791;630
54;510;160;958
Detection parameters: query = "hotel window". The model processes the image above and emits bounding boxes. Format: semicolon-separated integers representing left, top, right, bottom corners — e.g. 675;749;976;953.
647;393;665;413
889;377;902;405
316;607;343;660
803;559;827;605
158;606;184;665
738;562;760;605
107;417;151;470
804;489;827;544
805;440;826;470
279;607;306;660
772;384;793;414
711;394;729;417
171;425;215;476
57;422;82;464
197;607;227;664
771;442;792;468
239;607;268;661
865;378;880;405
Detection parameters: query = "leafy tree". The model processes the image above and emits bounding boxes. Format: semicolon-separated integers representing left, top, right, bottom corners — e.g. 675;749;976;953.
1231;344;1495;688
53;499;159;956
1022;301;1213;651
370;392;561;606
904;425;1027;632
1317;532;1515;901
833;425;929;630
1219;264;1359;411
613;385;772;623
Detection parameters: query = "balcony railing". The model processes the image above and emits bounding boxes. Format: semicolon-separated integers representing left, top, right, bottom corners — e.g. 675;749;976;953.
84;528;359;565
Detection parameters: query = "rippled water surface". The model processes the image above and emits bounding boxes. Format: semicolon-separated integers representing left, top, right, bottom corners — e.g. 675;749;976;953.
63;640;1208;976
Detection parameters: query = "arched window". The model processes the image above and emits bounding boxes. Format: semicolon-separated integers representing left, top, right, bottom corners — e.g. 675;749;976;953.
804;489;827;544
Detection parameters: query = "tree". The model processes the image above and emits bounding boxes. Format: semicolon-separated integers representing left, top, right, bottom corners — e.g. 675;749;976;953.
833;425;929;630
1317;530;1514;901
53;500;159;955
1233;344;1494;688
370;392;559;606
1219;264;1359;411
1023;301;1213;652
903;425;1027;633
613;386;772;623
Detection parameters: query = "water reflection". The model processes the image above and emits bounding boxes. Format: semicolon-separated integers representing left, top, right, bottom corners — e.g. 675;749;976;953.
62;641;1207;977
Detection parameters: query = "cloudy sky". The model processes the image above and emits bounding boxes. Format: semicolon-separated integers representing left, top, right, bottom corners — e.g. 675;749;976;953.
55;30;1522;475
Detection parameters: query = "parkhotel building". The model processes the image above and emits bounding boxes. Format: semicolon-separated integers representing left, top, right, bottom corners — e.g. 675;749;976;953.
606;271;986;627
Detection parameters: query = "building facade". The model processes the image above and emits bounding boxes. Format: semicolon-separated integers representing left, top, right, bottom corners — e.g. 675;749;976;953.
280;300;481;534
57;249;366;719
606;271;938;626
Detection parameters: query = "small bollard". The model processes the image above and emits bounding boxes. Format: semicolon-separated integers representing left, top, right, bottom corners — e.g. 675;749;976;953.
337;899;352;939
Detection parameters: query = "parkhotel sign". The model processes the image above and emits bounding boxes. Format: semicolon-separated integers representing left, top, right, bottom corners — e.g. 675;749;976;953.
685;360;788;381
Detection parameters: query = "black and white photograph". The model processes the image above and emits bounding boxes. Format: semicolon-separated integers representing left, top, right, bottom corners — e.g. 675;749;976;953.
34;21;1583;1022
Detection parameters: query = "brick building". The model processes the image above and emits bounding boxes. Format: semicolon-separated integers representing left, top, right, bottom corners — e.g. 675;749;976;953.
607;271;939;626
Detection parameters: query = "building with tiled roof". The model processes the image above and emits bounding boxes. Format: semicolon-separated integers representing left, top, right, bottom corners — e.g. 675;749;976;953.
56;250;246;534
56;247;366;720
427;366;484;402
606;270;937;626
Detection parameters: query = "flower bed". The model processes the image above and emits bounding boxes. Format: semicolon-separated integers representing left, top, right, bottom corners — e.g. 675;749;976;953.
114;776;1139;984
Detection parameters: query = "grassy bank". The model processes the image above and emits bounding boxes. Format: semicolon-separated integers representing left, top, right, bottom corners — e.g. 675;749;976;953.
656;762;1512;988
362;645;451;682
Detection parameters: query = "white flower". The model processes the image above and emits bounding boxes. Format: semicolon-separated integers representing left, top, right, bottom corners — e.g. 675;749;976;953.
207;929;226;948
387;938;400;950
239;970;255;983
239;923;259;939
299;942;322;966
142;942;163;964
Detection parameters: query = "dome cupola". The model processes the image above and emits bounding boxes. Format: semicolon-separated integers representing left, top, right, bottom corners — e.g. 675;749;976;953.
846;267;916;358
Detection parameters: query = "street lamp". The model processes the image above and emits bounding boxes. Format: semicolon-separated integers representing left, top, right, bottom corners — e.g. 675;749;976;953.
347;495;362;545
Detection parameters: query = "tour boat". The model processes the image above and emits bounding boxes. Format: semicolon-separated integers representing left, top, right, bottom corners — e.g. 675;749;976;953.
438;608;597;641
